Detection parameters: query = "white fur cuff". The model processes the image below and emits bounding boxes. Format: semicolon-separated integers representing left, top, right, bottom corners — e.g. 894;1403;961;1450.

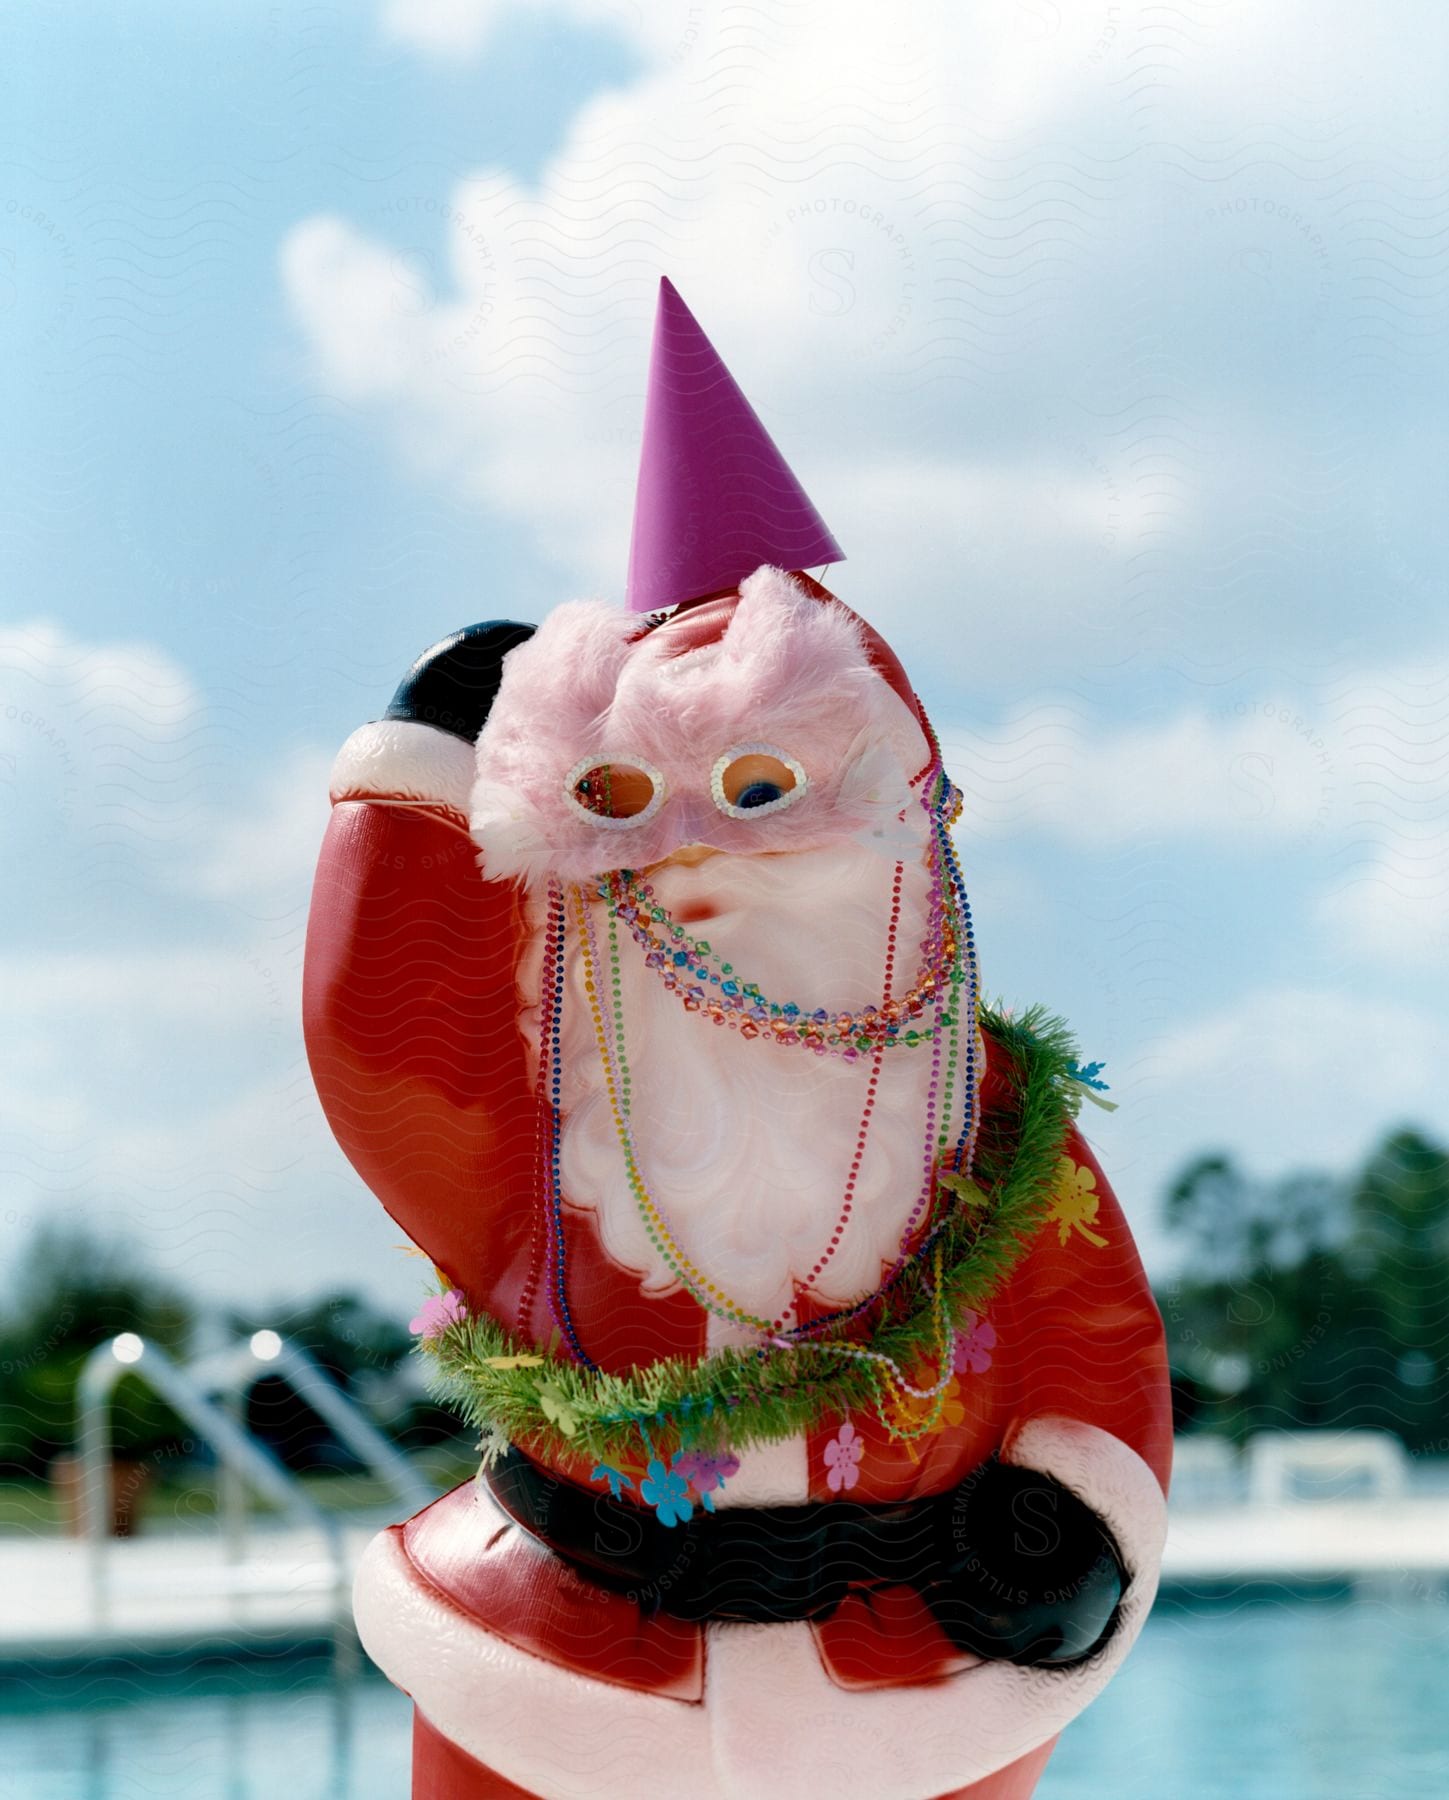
329;718;476;815
1001;1415;1168;1592
355;1421;1168;1800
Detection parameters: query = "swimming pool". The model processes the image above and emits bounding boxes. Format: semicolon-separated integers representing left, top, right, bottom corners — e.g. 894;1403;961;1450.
3;1593;1446;1798
1045;1592;1449;1798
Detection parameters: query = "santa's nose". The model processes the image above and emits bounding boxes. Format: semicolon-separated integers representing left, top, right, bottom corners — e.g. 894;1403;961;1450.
664;843;719;868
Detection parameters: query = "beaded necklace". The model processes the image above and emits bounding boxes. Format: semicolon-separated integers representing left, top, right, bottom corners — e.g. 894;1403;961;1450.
441;747;1092;1505
572;900;964;1447
538;879;600;1370
600;775;965;1058
603;866;959;1056
559;758;981;1345
574;879;921;1338
422;999;1089;1482
601;766;968;1059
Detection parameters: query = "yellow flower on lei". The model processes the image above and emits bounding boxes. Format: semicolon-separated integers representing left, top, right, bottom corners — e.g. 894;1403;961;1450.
893;1373;967;1462
1047;1156;1108;1249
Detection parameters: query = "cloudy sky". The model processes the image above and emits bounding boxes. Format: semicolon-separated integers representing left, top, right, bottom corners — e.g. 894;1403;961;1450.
3;0;1446;1323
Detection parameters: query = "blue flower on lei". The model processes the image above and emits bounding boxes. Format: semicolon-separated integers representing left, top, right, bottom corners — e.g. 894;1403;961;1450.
639;1455;694;1528
1064;1058;1117;1112
589;1463;633;1500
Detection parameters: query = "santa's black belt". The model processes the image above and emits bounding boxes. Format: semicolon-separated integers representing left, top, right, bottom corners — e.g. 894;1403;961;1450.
485;1447;1125;1668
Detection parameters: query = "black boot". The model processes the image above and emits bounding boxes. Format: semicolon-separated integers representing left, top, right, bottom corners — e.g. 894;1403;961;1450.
385;620;535;743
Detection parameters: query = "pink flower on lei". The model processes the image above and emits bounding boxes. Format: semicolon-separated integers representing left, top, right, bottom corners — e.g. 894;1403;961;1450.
410;1290;467;1340
823;1420;864;1493
952;1310;997;1376
675;1449;740;1494
673;1448;740;1513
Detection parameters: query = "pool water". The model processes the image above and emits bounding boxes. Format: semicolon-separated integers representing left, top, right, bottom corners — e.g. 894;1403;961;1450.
0;1651;411;1800
1043;1592;1449;1799
2;1594;1446;1798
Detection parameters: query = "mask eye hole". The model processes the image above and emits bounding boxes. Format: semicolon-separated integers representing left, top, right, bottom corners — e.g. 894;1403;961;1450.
564;756;665;829
711;745;807;820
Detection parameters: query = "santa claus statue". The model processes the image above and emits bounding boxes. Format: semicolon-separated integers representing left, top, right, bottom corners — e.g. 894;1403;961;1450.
304;280;1171;1800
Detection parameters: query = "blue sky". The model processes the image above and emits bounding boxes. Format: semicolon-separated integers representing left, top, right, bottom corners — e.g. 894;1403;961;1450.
3;0;1447;1322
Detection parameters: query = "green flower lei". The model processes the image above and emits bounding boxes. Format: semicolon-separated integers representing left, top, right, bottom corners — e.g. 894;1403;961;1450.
419;1002;1087;1469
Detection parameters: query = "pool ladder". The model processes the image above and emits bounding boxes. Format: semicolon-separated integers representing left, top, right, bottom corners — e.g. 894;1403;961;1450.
76;1332;436;1662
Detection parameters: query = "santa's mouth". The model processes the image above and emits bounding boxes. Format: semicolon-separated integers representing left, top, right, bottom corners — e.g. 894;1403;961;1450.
637;844;729;915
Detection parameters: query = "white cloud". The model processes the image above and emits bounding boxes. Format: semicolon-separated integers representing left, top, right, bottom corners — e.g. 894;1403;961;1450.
378;0;509;57
0;949;291;1023
0;935;308;1275
0;618;203;814
1;617;334;916
0;1048;414;1316
930;649;1449;1010
0;623;403;1309
278;217;419;403
0;619;198;731
1310;660;1449;967
4;629;1440;1305
189;744;335;912
279;8;1225;638
0;615;224;946
940;699;1338;849
1316;842;1449;971
1143;987;1439;1114
283;0;1449;694
0;910;411;1313
377;0;647;61
1088;983;1449;1272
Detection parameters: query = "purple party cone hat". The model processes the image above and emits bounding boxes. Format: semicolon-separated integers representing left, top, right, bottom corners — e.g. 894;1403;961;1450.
626;278;844;612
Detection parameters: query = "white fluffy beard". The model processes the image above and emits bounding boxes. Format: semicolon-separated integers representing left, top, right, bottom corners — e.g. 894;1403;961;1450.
521;814;970;1340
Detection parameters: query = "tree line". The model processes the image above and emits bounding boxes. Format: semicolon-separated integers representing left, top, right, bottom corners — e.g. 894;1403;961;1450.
1163;1128;1449;1447
2;1123;1447;1482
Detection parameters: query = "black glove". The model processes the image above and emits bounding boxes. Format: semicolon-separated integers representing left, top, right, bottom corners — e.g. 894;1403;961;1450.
385;620;535;744
927;1458;1125;1667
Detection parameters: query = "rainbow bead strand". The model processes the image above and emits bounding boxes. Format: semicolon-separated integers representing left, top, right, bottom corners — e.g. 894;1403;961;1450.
541;879;599;1370
542;751;984;1373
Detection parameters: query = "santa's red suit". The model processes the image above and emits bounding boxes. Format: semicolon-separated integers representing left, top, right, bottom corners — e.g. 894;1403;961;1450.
303;575;1171;1800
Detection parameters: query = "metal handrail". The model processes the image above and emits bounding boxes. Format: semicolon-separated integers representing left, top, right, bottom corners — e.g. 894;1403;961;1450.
76;1334;347;1639
186;1334;434;1519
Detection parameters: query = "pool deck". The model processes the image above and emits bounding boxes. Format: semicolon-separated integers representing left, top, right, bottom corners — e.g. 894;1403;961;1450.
1161;1495;1449;1591
3;1495;1448;1667
0;1519;382;1667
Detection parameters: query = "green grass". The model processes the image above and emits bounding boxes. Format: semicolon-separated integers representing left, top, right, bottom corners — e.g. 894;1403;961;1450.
0;1481;61;1533
0;1440;478;1537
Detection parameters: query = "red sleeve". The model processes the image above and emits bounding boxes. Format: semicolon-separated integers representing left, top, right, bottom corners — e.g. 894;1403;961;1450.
302;800;543;1321
999;1122;1173;1493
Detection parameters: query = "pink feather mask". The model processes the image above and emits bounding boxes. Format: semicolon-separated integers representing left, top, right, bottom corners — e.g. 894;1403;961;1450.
470;565;927;888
